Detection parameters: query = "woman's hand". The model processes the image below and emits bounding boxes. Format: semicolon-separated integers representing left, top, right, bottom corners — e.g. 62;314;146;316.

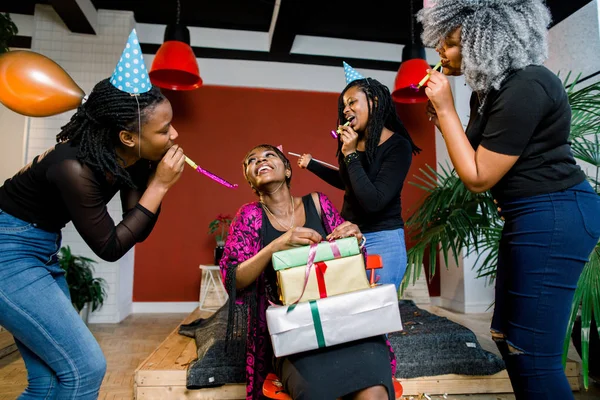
338;125;359;156
326;221;363;244
149;144;185;190
272;227;323;252
424;69;455;116
426;100;441;130
297;153;312;169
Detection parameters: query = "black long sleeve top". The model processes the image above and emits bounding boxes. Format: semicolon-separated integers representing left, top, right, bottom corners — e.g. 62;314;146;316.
0;141;160;261
307;133;412;233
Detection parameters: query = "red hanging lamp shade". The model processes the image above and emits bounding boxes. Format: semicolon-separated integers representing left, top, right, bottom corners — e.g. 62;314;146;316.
392;44;430;104
149;24;202;90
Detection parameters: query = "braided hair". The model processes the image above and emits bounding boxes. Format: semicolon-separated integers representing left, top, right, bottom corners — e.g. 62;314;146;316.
337;78;421;165
56;78;166;187
418;0;551;108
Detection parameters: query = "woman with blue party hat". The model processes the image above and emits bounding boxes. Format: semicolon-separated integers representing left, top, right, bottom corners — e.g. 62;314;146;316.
298;62;420;291
0;29;184;398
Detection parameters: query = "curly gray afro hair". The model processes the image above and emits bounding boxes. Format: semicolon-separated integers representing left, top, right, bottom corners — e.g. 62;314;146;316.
418;0;551;96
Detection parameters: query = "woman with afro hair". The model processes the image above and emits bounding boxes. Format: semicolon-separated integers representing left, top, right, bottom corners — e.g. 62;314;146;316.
419;1;600;398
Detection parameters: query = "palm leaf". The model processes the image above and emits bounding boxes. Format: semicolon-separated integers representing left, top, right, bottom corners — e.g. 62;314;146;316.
403;164;502;294
559;76;600;388
564;74;600;140
562;243;600;389
470;226;503;285
571;135;600;167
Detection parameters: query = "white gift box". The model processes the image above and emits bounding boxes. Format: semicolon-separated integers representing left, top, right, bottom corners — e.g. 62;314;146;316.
266;284;403;357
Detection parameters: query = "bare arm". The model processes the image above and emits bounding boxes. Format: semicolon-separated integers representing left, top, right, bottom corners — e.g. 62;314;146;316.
424;70;546;193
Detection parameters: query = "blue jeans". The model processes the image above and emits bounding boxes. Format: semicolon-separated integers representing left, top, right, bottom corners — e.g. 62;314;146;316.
0;209;106;399
492;181;600;399
364;227;407;291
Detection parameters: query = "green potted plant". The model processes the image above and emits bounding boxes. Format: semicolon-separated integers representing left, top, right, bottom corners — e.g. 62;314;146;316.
405;74;600;388
0;13;18;54
58;246;107;324
208;214;232;264
403;162;501;292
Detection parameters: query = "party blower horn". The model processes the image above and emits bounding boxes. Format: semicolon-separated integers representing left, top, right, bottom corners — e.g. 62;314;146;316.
330;121;350;139
288;152;339;170
184;156;238;189
410;61;443;91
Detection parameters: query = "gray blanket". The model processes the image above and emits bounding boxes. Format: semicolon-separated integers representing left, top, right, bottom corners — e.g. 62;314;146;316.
390;300;504;378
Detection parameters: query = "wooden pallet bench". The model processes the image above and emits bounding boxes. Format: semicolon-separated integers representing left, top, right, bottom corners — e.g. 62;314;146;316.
134;308;580;399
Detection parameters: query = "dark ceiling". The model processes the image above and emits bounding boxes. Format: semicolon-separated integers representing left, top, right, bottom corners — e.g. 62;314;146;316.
3;0;594;70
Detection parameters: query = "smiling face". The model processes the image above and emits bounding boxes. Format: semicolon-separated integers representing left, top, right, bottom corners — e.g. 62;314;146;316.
137;99;178;161
341;86;372;133
243;146;291;193
436;26;463;77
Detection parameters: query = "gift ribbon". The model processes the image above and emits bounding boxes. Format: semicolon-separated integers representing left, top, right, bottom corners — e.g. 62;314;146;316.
291;240;342;305
315;261;328;298
285;300;326;348
309;300;326;348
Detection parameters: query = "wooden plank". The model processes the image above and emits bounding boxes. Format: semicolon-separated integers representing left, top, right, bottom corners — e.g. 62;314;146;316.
135;364;579;395
399;360;578;381
565;359;580;377
134;306;581;398
175;340;198;370
135;373;579;399
135;308;208;372
154;334;193;370
0;330;17;359
400;374;579;396
136;370;186;387
136;385;245;400
402;377;514;395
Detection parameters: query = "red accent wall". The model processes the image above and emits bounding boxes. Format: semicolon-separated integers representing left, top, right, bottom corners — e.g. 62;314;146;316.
133;86;438;302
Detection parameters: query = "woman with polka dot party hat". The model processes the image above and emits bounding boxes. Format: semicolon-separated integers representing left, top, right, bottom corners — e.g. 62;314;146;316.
0;29;184;399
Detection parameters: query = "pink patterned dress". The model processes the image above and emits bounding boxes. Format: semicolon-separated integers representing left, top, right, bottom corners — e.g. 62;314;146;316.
220;192;396;399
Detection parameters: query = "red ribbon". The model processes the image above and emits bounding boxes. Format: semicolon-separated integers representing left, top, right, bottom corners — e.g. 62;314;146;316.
315;261;328;298
291;240;341;305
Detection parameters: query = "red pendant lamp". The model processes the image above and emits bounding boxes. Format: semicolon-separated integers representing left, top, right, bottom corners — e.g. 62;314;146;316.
149;0;202;90
392;0;430;104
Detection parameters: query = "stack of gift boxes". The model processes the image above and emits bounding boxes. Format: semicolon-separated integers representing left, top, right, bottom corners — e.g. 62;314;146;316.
266;238;403;357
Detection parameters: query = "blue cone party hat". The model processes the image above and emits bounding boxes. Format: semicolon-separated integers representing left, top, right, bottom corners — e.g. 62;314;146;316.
110;29;151;94
343;61;365;85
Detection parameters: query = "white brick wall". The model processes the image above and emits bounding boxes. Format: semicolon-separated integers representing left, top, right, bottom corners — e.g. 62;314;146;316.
25;5;136;323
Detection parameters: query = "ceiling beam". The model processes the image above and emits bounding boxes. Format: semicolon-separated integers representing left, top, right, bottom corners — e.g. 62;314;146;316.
141;42;401;71
269;0;300;54
49;0;97;34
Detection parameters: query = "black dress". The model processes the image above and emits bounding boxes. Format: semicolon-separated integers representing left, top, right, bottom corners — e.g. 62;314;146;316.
263;195;394;400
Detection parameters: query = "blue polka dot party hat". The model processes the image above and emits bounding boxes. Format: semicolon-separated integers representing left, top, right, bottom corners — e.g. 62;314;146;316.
343;61;365;85
110;29;151;94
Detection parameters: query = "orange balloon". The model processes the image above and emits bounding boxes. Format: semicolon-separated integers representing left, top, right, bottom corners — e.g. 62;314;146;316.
0;50;84;117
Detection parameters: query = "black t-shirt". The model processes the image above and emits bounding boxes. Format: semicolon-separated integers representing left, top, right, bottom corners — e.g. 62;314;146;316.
0;141;160;261
307;133;412;233
466;65;586;200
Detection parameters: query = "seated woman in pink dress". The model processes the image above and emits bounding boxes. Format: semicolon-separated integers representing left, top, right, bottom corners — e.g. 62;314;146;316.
219;144;396;400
